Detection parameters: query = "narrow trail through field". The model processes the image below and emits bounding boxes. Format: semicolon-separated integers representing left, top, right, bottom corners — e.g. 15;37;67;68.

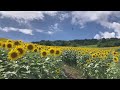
62;64;82;79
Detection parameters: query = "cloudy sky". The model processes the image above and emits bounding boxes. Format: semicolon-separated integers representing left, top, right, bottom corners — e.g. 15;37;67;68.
0;11;120;42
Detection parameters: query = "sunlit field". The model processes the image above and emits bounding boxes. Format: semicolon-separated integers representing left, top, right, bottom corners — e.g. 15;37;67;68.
1;11;120;79
0;39;120;79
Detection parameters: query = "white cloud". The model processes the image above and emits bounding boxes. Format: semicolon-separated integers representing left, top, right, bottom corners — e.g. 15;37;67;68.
43;11;58;16
94;32;116;39
35;23;62;35
19;29;33;35
49;23;62;31
36;29;55;35
0;27;17;32
0;11;63;36
0;27;33;35
47;31;54;35
94;34;101;39
71;11;113;26
111;22;120;35
47;23;62;35
96;21;120;38
0;11;58;21
36;29;44;33
71;11;120;39
59;13;70;21
50;23;58;30
2;11;120;39
0;11;44;21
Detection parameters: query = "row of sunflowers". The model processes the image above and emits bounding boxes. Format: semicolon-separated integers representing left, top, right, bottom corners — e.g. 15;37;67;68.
62;46;120;79
0;39;120;79
0;39;63;60
0;39;67;79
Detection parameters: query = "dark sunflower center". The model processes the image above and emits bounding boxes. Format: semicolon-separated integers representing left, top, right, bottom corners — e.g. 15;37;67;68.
11;52;17;58
8;41;12;42
34;49;37;52
42;52;47;56
14;41;19;45
17;48;23;54
28;45;33;50
39;48;41;50
7;44;12;48
3;44;5;47
56;50;60;54
50;49;54;53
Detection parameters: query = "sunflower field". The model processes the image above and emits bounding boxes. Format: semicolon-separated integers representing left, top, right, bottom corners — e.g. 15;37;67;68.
1;39;120;79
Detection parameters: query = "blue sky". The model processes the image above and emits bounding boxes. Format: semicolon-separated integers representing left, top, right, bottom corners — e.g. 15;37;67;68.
0;11;120;42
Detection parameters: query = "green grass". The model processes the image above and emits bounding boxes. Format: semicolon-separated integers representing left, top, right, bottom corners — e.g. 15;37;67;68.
78;45;97;48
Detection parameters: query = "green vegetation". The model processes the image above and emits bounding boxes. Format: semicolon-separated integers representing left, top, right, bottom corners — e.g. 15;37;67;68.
32;39;98;47
32;38;120;47
0;49;66;79
1;38;120;79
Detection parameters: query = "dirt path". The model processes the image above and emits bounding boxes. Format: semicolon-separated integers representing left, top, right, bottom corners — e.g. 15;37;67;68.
62;64;82;79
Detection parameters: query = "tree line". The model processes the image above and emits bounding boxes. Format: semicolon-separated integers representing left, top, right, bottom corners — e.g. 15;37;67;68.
32;38;120;47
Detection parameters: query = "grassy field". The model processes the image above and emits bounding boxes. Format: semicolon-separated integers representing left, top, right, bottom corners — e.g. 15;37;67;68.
79;45;97;48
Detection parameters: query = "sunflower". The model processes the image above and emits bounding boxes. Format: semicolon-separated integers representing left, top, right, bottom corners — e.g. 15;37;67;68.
1;42;6;49
38;46;42;51
0;41;2;47
113;57;119;63
8;50;19;60
6;39;13;43
14;45;26;58
34;44;38;47
18;40;23;43
5;42;14;50
106;63;111;67
33;47;39;53
112;51;118;56
55;49;62;56
26;43;35;52
92;54;96;58
40;50;48;57
13;40;20;46
49;48;55;55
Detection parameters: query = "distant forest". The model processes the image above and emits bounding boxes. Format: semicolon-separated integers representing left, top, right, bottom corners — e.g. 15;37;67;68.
32;38;120;47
